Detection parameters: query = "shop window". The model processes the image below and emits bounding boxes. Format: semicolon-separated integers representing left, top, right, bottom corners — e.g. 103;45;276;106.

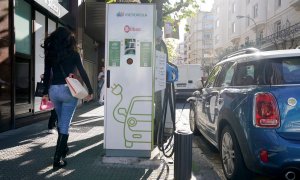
14;0;33;109
14;0;31;55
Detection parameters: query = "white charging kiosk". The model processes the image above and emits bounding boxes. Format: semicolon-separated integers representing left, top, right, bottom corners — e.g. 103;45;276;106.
104;4;156;157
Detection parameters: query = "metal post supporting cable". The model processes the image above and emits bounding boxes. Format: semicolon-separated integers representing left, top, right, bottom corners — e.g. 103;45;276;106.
174;129;193;180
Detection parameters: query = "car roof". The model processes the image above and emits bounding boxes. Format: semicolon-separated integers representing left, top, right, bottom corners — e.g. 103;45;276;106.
217;49;300;65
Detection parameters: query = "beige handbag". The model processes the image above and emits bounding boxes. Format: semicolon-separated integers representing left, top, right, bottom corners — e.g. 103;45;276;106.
65;75;88;99
59;64;88;99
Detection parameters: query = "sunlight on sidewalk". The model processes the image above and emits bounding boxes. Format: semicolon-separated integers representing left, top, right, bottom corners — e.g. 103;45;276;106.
78;106;104;118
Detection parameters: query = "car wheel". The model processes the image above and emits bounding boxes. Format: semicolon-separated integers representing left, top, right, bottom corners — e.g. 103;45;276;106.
189;102;200;135
220;126;252;180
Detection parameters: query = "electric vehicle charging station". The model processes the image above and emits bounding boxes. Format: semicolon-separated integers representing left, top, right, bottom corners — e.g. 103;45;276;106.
104;4;156;157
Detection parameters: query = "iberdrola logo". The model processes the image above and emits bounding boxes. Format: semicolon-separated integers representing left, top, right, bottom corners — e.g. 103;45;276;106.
116;11;124;17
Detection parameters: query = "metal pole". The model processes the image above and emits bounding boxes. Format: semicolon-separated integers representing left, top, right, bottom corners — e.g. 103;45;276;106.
174;129;193;180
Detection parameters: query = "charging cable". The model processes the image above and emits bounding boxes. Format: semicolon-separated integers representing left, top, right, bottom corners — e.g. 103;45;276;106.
157;60;178;157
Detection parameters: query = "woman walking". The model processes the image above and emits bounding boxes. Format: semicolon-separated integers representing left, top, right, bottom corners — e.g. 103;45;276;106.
42;27;93;170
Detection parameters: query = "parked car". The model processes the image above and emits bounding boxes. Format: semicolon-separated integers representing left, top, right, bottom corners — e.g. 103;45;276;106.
188;48;300;180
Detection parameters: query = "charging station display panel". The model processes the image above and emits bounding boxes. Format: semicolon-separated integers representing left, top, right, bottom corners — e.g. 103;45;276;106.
105;4;156;156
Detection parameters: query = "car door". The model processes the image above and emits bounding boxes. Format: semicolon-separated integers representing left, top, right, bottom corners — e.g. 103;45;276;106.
207;62;237;142
197;65;222;142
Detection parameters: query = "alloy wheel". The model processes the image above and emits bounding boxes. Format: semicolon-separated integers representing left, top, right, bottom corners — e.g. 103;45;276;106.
222;132;235;176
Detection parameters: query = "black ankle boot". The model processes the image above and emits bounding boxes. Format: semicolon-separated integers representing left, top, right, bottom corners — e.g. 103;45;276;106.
53;133;68;170
62;135;69;158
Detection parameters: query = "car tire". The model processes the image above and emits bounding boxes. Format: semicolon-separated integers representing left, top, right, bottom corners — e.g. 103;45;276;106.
220;125;252;180
189;102;200;135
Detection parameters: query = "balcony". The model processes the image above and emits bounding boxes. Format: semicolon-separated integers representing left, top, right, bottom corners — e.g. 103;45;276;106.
260;22;300;46
290;0;300;11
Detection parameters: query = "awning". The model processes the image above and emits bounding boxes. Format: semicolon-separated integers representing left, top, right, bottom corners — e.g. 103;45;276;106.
85;2;106;43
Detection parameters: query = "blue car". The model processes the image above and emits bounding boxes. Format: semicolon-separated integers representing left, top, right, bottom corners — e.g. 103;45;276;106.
189;48;300;180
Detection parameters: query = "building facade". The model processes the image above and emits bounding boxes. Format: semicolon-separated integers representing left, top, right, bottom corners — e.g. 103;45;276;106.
0;0;101;133
185;11;214;75
213;0;300;59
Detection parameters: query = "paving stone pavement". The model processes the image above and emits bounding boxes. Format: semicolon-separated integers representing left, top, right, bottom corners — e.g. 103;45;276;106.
0;101;222;180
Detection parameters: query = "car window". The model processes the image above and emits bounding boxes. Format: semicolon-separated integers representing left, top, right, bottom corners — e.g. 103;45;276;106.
266;57;300;85
233;62;256;86
216;62;236;87
282;59;300;84
205;65;222;88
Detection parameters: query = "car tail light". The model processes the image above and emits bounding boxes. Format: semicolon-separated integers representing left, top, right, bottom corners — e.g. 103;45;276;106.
260;149;269;163
254;93;280;128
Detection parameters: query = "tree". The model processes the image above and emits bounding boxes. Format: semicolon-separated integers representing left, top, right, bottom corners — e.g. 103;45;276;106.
164;38;179;62
162;0;203;24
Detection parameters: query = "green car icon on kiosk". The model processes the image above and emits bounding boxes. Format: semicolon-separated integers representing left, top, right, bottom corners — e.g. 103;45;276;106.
112;84;152;148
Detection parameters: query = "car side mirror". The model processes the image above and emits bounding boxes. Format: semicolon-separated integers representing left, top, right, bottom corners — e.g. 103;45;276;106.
192;90;201;96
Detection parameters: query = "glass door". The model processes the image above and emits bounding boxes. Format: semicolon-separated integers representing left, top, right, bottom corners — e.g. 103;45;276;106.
34;11;46;112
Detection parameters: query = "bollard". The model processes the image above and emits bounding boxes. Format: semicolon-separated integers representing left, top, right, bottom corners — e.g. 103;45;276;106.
174;129;193;180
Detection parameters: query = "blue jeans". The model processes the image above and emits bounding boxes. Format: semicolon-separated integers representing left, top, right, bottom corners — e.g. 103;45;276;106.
49;84;78;135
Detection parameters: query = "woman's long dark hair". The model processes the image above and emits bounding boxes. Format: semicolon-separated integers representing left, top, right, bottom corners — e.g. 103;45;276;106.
42;27;77;65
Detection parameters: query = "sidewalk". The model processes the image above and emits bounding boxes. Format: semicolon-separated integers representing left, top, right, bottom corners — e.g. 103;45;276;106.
0;101;222;180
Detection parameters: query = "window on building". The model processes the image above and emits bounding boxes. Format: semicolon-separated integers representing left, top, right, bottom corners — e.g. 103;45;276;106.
232;23;236;33
245;36;250;44
276;0;281;8
286;19;291;28
247;16;250;26
275;20;281;33
216;20;220;28
232;3;236;13
253;4;258;18
204;24;213;29
259;31;263;40
215;35;220;44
